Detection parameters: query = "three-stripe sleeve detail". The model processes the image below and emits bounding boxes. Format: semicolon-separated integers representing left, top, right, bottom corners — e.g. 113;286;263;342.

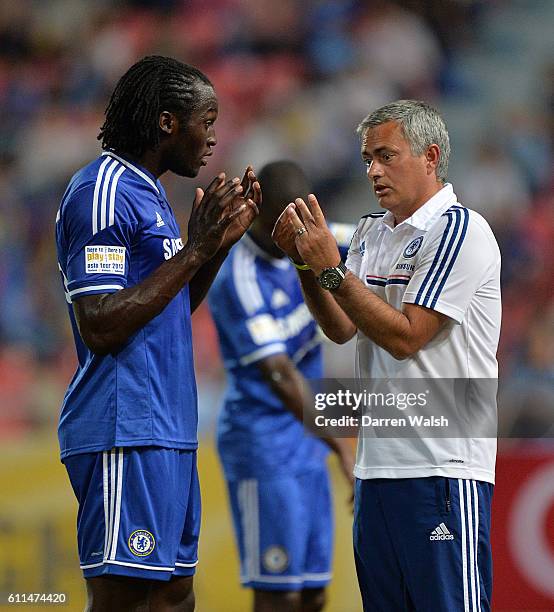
414;207;469;308
92;157;112;235
106;165;126;230
92;159;125;235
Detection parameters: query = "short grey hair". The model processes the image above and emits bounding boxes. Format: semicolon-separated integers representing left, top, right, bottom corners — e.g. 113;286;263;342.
357;100;450;182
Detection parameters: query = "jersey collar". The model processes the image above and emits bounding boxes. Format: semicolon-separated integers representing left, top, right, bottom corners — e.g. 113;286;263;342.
380;183;458;231
242;233;290;269
101;151;160;194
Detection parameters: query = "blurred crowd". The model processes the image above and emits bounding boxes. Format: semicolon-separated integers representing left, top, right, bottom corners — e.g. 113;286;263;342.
0;0;552;438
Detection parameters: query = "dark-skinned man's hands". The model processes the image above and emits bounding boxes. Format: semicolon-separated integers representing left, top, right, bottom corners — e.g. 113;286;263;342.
186;173;248;263
219;165;262;250
189;166;261;258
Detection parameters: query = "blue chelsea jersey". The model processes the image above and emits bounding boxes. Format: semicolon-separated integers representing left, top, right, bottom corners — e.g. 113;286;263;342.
208;234;331;480
55;152;198;459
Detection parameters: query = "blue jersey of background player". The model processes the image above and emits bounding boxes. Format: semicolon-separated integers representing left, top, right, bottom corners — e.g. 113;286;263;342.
55;56;261;612
209;161;354;612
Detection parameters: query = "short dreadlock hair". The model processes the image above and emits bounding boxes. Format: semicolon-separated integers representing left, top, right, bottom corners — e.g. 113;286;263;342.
98;56;213;157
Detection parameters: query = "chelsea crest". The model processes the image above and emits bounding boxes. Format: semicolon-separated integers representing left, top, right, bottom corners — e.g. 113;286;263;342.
403;236;424;258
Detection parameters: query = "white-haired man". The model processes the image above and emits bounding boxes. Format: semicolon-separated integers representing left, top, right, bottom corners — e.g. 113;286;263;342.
273;100;501;611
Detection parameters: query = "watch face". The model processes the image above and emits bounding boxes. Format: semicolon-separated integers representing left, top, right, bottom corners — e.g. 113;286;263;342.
320;269;342;290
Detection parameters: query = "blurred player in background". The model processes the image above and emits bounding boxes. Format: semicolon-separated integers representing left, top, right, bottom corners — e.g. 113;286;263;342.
55;56;261;611
208;161;355;612
273;101;501;611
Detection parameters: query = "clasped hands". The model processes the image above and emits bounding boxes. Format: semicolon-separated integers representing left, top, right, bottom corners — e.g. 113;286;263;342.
272;194;341;276
187;165;262;262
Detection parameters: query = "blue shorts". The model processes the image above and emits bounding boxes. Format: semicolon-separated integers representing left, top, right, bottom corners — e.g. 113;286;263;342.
354;477;493;612
64;447;200;581
225;468;333;591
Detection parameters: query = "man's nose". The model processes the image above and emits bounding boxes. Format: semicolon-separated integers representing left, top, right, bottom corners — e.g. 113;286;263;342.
367;160;383;179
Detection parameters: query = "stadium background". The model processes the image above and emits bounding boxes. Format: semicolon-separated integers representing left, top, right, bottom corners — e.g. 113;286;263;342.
0;0;552;610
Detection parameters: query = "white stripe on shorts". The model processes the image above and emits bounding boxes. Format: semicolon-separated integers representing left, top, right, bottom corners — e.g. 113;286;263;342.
459;479;470;612
109;448;124;560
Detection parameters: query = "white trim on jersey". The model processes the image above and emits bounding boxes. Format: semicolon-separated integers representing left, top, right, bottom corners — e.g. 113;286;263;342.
106;165;126;230
93;157;112;235
102;151;159;194
242;233;290;269
239;343;287;366
291;333;322;365
58;263;72;304
92;158;126;235
68;284;124;298
100;159;119;234
233;245;264;315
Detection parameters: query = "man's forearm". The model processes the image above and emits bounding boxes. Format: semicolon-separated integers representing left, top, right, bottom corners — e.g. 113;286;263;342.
298;270;356;344
332;272;414;358
260;356;355;467
189;247;230;313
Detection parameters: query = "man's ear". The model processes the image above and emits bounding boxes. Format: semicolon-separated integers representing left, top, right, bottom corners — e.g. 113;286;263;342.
159;111;177;135
426;144;440;175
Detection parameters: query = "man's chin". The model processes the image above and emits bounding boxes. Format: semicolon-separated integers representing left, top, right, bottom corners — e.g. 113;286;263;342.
375;193;396;210
174;165;199;178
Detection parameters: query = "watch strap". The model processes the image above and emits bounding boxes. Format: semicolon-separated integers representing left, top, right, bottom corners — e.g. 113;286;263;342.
288;257;311;271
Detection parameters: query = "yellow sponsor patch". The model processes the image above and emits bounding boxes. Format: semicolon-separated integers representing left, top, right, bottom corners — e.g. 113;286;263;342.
85;245;126;275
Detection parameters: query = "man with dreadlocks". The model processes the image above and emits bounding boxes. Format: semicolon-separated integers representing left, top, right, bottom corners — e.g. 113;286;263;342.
55;56;261;611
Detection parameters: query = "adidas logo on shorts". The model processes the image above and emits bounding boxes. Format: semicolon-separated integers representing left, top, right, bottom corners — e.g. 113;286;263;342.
430;522;454;541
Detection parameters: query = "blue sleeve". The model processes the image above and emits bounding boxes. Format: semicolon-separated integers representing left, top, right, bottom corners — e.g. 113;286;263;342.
61;170;137;301
208;256;286;367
